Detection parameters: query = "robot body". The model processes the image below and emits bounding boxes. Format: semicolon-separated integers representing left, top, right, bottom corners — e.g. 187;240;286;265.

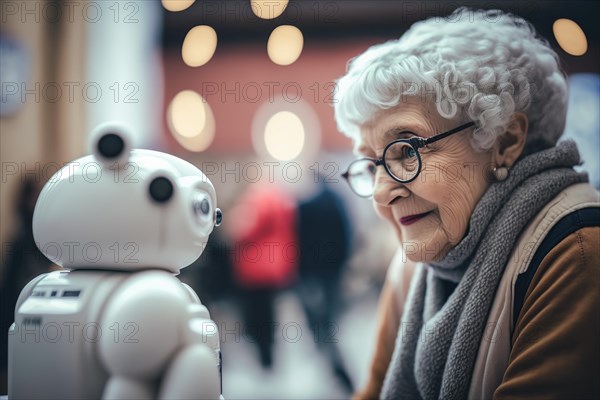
9;123;222;399
10;270;127;399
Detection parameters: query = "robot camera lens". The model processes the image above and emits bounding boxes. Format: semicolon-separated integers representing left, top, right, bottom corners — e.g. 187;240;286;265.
98;133;124;158
149;177;174;203
200;198;210;214
193;195;210;216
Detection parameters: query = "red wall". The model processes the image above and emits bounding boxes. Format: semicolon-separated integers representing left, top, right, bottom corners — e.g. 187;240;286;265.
162;38;383;154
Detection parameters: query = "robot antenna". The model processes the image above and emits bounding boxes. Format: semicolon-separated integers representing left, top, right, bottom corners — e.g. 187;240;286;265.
89;122;133;168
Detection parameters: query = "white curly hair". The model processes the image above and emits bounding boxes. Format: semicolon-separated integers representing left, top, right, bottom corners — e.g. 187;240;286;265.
334;7;568;154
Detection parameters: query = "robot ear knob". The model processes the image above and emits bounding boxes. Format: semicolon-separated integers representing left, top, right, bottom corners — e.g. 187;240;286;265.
149;177;174;203
89;122;133;167
215;208;223;227
97;133;125;159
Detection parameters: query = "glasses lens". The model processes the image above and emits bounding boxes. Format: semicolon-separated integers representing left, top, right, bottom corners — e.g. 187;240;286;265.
385;142;420;182
346;159;376;197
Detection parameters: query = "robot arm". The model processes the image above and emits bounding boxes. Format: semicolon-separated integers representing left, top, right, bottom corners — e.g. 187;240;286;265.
98;270;184;399
158;343;220;400
158;287;222;399
98;270;220;399
180;282;202;305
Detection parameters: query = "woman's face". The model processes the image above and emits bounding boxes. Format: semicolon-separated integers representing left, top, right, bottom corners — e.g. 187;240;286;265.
359;99;494;262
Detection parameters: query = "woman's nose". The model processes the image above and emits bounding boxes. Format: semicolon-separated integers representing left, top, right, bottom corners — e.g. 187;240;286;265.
372;167;409;206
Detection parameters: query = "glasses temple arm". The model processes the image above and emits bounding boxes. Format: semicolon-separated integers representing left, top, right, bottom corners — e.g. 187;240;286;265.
423;121;476;146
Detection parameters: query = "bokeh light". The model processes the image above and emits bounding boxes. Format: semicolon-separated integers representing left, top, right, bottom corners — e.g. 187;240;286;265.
251;0;289;19
161;0;196;12
252;97;321;164
267;25;304;66
182;25;218;67
553;18;588;56
263;111;305;161
167;90;216;152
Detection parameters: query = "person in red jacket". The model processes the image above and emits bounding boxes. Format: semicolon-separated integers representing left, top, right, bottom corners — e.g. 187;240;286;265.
227;183;299;367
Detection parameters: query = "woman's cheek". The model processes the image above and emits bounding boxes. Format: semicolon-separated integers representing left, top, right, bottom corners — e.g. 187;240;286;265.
438;182;475;243
375;204;395;226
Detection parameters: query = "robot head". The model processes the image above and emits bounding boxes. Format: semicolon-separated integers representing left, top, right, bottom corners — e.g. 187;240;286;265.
33;122;222;274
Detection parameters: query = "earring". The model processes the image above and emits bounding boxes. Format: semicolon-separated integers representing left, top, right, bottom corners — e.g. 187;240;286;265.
493;166;509;181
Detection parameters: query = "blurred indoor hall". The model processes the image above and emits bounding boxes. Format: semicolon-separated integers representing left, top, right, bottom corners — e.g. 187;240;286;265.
1;1;598;398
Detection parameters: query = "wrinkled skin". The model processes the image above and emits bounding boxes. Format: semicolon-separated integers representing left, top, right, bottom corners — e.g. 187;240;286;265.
358;99;526;262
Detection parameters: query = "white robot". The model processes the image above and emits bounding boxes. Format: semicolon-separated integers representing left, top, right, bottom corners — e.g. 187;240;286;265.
8;122;224;399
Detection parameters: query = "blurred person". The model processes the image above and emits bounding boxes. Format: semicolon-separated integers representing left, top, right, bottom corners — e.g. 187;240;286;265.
335;8;599;400
294;174;353;393
226;182;299;368
0;177;60;393
178;228;236;306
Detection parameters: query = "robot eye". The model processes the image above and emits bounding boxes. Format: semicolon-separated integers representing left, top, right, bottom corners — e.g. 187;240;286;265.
192;191;212;221
149;177;174;203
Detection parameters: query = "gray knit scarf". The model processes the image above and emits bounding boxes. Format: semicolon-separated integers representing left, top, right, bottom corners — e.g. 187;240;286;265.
381;140;588;400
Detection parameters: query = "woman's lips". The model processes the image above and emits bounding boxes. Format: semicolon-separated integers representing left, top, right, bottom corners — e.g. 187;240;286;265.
400;211;433;226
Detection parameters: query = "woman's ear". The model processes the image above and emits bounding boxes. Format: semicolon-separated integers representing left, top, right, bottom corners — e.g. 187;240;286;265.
494;112;528;168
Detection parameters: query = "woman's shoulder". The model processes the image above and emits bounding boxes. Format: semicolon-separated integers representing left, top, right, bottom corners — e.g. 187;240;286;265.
537;182;598;227
511;182;599;273
526;225;599;303
511;182;599;330
495;226;600;399
480;184;599;400
555;182;599;210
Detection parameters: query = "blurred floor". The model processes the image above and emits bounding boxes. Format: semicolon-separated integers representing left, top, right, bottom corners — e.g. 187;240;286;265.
215;289;379;400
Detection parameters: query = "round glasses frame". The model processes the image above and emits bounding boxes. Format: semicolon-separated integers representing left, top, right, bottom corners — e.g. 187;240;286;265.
341;121;476;198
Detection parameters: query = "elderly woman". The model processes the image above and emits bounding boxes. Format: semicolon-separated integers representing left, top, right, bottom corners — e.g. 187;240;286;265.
335;8;599;400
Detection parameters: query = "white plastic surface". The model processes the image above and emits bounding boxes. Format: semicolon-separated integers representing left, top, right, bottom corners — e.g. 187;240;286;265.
10;124;223;399
32;128;218;273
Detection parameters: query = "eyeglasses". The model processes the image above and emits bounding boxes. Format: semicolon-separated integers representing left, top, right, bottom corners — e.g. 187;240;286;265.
341;121;475;197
